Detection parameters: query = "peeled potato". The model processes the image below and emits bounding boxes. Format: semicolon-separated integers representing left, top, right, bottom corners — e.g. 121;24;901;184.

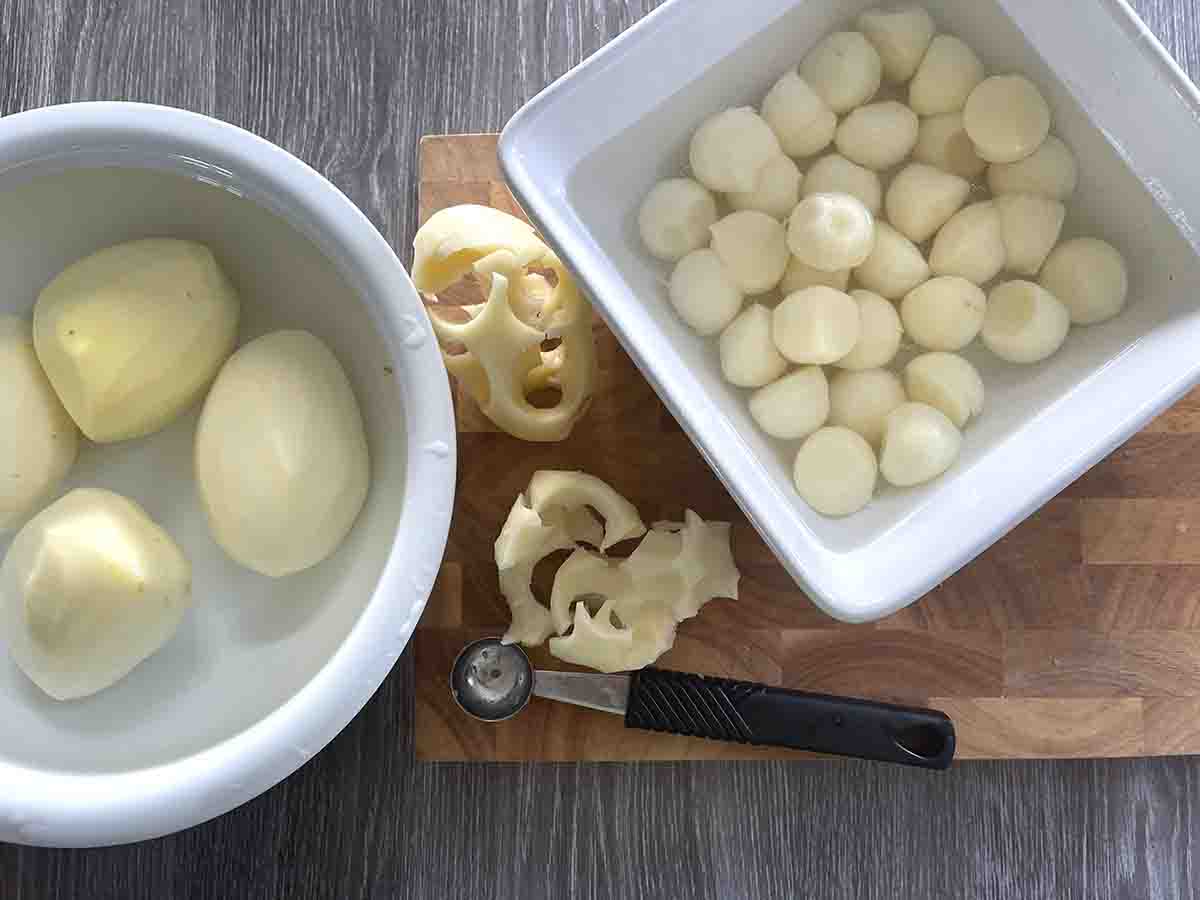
982;280;1070;364
901;276;987;351
995;193;1065;276
710;210;790;294
668;249;744;336
963;75;1051;164
727;155;803;219
787;193;876;272
913;113;987;179
761;72;837;158
856;6;935;83
836;290;902;370
987;135;1078;200
33;238;240;443
1039;237;1129;325
0;316;79;532
638;177;719;261
909;35;985;116
879;402;962;487
904;352;985;429
886;163;971;244
0;488;191;700
828;368;907;447
689;107;782;194
773;286;861;365
793;426;878;517
930;201;1006;285
853;221;930;300
835;101;919;171
196;330;370;577
719;304;788;388
802;154;883;214
799;31;882;114
749;367;829;440
780;257;851;295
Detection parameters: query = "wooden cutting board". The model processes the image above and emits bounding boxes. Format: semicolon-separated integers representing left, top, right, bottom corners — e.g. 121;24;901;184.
413;133;1200;762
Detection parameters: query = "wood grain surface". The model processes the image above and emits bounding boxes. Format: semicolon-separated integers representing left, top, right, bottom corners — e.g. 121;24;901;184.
3;1;1200;899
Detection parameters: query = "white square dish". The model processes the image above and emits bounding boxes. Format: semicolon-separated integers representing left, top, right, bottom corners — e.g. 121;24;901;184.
501;0;1200;623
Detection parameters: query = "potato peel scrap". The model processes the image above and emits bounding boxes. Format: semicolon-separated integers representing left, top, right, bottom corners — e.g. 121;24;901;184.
414;205;596;442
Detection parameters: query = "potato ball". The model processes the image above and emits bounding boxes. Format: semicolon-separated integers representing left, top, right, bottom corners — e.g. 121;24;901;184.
856;6;936;83
710;210;790;294
749;366;829;440
689;107;782;194
886;163;971;244
835;101;920;171
853;221;930;301
903;352;985;429
802;153;883;214
982;280;1070;364
1038;237;1129;325
638;177;719;261
913;112;987;179
901;276;986;351
727;154;803;219
787;192;876;272
799;31;883;114
668;249;744;336
836;290;902;370
720;304;789;387
963;75;1051;164
828;368;907;447
909;35;985;116
793;426;878;516
994;193;1065;276
761;72;837;158
780;257;851;295
987;135;1078;200
879;402;962;487
929;201;1006;285
773;286;861;365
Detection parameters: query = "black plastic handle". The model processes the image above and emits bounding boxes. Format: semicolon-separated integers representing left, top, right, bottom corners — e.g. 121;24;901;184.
625;668;955;769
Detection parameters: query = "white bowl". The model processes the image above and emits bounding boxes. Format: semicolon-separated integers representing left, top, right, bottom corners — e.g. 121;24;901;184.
0;103;456;846
501;0;1200;623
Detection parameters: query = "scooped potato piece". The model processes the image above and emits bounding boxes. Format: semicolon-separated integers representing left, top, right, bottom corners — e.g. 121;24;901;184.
720;304;788;387
412;204;549;293
909;35;986;116
836;290;902;370
913;113;987;179
800;32;882;114
828;368;907;447
0;488;191;700
853;221;930;300
773;286;861;365
802;154;883;214
880;402;962;487
638;177;719;261
787;193;876;272
195;330;369;577
904;352;985;428
987;136;1078;200
749;367;829;440
793;426;878;517
982;280;1070;364
901;276;987;351
964;75;1051;164
994;193;1065;276
856;6;935;83
930;201;1006;285
780;258;851;295
1039;237;1129;325
726;155;803;219
835;101;919;171
33;238;240;443
761;72;838;157
710;210;790;294
549;548;634;636
527;470;646;551
0;317;79;532
689;107;782;194
669;249;743;336
886;163;971;244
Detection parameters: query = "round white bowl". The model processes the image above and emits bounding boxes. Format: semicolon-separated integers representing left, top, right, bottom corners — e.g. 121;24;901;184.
0;103;455;847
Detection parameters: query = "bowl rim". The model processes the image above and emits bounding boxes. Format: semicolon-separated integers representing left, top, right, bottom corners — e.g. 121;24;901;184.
0;101;456;847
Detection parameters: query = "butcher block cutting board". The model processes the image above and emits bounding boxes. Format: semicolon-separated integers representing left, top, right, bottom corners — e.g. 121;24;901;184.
413;133;1200;762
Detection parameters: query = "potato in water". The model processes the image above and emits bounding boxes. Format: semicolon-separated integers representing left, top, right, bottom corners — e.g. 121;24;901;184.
33;238;240;443
195;330;369;578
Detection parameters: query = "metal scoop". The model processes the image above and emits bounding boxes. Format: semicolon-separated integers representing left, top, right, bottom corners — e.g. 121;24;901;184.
450;638;956;769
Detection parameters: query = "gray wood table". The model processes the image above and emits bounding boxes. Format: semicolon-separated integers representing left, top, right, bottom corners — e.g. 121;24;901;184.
2;1;1200;897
